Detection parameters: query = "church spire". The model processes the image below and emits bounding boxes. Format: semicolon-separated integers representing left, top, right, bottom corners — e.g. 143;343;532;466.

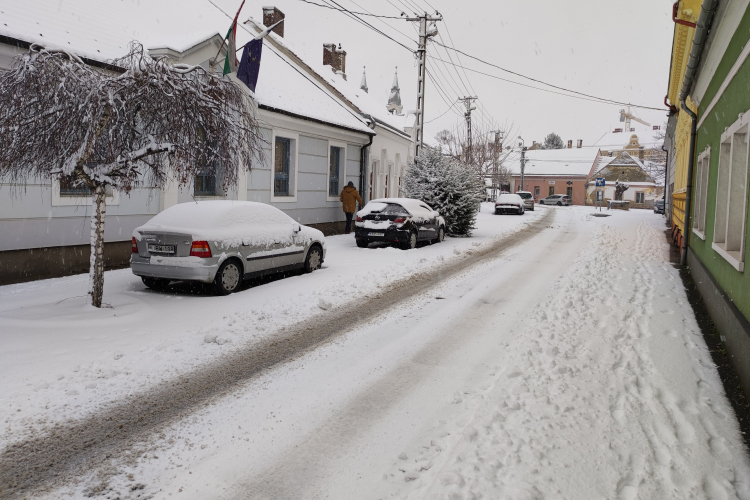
386;66;403;115
360;66;368;93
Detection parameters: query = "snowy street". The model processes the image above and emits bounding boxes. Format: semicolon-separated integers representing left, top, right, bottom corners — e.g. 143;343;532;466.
1;204;748;499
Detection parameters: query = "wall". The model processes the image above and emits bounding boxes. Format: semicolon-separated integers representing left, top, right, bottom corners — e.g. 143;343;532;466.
367;125;412;202
689;4;750;321
512;176;587;205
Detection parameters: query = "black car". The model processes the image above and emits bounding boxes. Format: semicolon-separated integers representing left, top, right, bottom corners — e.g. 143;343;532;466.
355;198;446;250
654;198;665;214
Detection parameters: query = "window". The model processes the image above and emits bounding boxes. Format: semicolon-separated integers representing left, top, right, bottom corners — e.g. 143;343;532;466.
274;137;291;196
384;175;389;198
59;176;92;197
713;113;750;272
194;169;216;196
534;186;540;197
693;147;710;239
548;186;555;196
329;146;342;196
567;186;573;198
636;192;644;204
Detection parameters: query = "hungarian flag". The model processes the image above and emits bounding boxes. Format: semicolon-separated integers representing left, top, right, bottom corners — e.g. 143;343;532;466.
237;39;263;92
222;0;245;75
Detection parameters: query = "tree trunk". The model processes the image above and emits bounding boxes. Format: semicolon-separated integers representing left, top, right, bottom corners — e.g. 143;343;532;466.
88;184;107;308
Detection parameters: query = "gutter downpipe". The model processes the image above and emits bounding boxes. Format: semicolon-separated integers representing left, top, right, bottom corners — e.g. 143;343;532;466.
678;0;718;266
360;114;376;204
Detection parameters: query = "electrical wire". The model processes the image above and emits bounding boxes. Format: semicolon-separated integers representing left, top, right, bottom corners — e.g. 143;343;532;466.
296;0;403;18
318;0;414;52
425;100;459;124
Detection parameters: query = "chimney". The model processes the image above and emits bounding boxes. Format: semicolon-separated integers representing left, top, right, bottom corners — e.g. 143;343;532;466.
323;43;347;80
567;140;573;149
263;6;285;37
577;139;582;148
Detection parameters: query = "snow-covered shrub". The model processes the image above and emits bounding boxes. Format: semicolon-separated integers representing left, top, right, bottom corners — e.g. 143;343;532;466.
403;147;484;236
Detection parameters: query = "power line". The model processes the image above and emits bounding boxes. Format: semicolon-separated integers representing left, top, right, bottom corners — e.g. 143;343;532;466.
340;0;416;45
433;40;661;111
425;100;460;124
317;0;414;52
426;54;663;110
296;0;404;18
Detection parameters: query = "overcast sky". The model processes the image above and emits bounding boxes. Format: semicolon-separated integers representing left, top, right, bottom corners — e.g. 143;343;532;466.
235;0;674;149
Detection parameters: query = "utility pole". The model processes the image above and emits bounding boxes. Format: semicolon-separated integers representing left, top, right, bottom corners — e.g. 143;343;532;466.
459;96;478;164
492;130;504;200
518;136;526;194
406;12;442;158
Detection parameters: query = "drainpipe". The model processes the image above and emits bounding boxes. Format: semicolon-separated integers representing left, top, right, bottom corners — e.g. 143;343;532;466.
673;1;697;28
678;0;717;266
662;144;669;219
360;114;376;204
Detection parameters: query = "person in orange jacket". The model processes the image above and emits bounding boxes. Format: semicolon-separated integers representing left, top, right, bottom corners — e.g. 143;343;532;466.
340;181;363;234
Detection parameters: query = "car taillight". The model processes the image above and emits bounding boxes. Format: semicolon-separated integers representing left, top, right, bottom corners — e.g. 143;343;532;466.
356;217;363;222
394;217;406;223
190;241;212;258
132;237;138;253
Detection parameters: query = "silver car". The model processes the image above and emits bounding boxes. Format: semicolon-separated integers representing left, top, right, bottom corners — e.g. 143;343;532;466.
515;191;535;211
131;201;326;295
539;194;572;206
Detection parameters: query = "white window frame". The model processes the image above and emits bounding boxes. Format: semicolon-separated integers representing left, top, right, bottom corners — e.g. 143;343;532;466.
712;112;750;272
635;192;645;204
51;180;119;207
326;141;347;202
270;129;299;203
692;147;711;241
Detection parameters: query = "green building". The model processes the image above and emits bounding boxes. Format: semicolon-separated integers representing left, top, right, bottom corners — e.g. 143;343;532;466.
672;0;750;400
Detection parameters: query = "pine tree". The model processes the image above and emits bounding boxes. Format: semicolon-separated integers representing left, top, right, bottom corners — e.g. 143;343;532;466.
542;133;564;150
403;147;485;236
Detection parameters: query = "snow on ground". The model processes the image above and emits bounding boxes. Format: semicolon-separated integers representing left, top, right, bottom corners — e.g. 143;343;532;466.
4;205;750;500
0;203;539;442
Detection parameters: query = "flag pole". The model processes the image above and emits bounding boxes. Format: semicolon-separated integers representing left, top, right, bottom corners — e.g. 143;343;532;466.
210;0;246;69
236;18;284;53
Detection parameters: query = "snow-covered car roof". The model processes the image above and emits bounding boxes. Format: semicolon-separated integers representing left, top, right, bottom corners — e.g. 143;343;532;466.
497;194;523;203
134;201;300;248
368;198;436;218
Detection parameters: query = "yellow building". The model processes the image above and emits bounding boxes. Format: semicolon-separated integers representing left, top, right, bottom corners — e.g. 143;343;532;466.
666;0;702;249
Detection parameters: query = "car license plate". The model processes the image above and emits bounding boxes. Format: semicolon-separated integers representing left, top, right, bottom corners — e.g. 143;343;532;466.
369;232;385;237
148;244;175;254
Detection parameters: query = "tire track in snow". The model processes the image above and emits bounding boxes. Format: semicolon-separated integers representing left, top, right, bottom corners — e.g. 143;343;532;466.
0;209;556;498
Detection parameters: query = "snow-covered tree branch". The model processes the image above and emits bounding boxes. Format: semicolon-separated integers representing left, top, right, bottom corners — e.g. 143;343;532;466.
0;42;265;307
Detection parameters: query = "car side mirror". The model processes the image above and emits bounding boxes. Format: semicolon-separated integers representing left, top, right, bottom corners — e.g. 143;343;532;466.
293;224;301;233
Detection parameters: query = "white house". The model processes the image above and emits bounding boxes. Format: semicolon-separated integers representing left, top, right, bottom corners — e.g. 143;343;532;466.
0;1;412;284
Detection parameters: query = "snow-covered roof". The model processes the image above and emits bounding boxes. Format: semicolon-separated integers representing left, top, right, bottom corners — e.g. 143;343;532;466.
244;18;408;138
504;147;601;177
591;123;662;150
0;0;372;134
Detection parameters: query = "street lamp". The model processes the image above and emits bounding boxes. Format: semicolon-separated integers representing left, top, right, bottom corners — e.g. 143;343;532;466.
518;136;526;195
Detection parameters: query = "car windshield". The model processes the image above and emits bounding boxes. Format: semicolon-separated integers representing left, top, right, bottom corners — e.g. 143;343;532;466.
517;192;532;199
380;204;410;216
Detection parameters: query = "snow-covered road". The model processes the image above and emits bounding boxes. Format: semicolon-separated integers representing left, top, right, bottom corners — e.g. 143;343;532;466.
2;205;749;499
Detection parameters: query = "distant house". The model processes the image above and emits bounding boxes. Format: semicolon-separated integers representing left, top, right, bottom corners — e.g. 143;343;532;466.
586;152;661;209
504;146;603;205
0;2;411;284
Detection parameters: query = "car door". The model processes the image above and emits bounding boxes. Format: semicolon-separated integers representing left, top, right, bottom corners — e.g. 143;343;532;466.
418;203;437;240
241;222;300;274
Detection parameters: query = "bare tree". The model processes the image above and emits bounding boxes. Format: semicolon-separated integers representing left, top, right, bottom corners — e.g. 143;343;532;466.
0;43;264;307
643;124;667;184
434;120;517;195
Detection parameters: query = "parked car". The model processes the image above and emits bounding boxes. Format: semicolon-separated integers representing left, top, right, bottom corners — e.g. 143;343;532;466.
495;193;525;215
515;191;535;211
654;198;665;214
131;201;326;295
539;194;572;206
355;198;446;250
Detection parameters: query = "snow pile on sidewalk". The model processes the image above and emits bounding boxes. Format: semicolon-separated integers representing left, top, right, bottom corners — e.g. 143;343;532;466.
382;213;750;499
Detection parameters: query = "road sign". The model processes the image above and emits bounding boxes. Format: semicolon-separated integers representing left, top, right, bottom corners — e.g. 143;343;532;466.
596;178;606;187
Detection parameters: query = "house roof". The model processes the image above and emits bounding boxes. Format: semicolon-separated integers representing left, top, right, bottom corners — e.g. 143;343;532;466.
591;152;655;183
0;0;373;134
504;147;602;177
591;123;661;151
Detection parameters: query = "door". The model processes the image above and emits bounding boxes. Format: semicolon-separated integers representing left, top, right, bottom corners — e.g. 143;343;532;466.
241;223;300;274
567;186;573;198
548;186;555;196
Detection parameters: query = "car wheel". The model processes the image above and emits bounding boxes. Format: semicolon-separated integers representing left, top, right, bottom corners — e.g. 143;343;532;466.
304;245;323;273
539;200;544;205
494;209;500;215
433;226;445;244
401;231;417;250
356;239;369;248
212;259;243;296
142;276;170;291
557;201;562;206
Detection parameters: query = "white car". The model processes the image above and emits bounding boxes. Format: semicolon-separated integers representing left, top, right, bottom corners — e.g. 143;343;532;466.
515;191;535;211
495;194;525;215
131;201;326;295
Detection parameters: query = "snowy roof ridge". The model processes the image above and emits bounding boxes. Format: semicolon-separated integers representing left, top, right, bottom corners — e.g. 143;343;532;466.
503;147;602;177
